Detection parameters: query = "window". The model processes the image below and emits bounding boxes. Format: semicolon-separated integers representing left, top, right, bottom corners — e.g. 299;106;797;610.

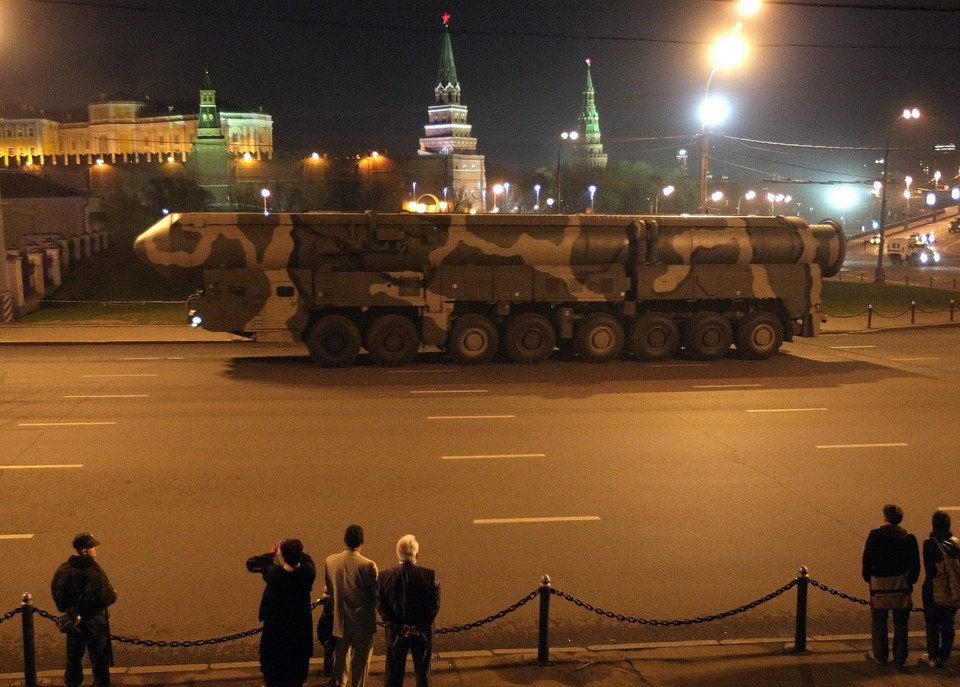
276;285;295;297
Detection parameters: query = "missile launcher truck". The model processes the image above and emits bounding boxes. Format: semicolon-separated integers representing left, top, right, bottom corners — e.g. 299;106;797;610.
134;212;845;366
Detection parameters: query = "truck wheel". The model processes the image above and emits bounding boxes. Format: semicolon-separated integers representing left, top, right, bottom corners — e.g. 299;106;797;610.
683;312;732;361
628;313;679;362
503;313;556;364
734;311;784;360
448;314;499;365
890;254;902;265
574;312;624;363
366;314;419;367
306;315;361;367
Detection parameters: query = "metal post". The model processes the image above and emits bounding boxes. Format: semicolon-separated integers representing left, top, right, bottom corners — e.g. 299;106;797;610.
867;304;873;329
784;566;809;654
950;300;954;322
536;574;552;666
21;593;37;687
911;301;916;324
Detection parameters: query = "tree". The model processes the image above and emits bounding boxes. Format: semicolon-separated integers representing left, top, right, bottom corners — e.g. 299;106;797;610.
144;176;213;214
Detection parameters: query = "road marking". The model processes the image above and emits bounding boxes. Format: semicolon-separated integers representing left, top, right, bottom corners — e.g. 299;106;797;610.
0;534;34;540
889;357;940;362
429;415;515;420
387;369;457;374
815;442;908;449
0;464;83;469
63;394;148;399
18;421;116;427
410;389;488;394
442;453;544;460
473;516;601;524
829;345;876;350
693;384;763;389
122;356;160;360
747;408;827;413
937;506;960;511
82;374;158;378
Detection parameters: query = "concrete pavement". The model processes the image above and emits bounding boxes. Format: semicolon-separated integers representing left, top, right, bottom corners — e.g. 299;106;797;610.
1;635;958;686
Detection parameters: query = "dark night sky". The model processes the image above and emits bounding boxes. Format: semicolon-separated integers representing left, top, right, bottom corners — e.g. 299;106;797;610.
2;0;960;217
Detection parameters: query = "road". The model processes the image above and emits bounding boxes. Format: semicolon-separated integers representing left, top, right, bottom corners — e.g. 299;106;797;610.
2;331;960;670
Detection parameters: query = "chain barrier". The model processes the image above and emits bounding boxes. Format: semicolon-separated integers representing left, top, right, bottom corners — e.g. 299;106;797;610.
548;578;798;627
436;589;539;635
820;308;868;319
807;578;924;613
0;607;23;626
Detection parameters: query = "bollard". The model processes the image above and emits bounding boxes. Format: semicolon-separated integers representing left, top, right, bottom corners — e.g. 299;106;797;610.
22;593;37;687
536;574;552;666
911;301;916;324
867;305;873;329
784;566;809;655
951;300;955;323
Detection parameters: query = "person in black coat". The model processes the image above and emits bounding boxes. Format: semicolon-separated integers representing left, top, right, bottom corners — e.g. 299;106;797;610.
920;510;960;668
862;504;921;668
247;539;316;687
376;535;440;687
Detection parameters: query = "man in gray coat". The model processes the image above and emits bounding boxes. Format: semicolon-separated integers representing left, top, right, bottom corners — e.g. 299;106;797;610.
325;525;378;687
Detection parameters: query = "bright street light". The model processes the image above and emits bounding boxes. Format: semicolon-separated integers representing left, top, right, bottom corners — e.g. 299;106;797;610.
533;183;541;211
492;183;503;213
556;130;579;213
875;107;920;283
260;188;271;216
655;185;675;213
588;184;597;212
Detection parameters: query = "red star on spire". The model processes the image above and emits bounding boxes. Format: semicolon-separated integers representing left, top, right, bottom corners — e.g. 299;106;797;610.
586;58;592;67
442;12;450;26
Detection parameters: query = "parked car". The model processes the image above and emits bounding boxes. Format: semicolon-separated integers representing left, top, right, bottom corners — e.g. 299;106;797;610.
863;234;881;246
949;218;960;233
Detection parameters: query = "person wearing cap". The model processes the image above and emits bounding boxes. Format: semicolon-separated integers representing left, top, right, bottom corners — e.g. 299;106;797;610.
246;539;316;687
51;532;118;687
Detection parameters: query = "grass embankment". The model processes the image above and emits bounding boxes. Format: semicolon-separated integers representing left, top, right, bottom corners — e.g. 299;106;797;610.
820;280;959;317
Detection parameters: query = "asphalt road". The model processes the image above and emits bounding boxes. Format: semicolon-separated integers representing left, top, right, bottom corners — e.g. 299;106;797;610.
2;331;960;671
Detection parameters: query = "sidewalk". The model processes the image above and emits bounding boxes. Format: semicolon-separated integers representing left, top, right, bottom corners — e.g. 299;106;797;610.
1;635;957;686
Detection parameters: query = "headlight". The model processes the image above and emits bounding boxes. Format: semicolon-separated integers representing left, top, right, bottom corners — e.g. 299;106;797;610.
189;312;202;327
933;252;941;263
920;253;929;264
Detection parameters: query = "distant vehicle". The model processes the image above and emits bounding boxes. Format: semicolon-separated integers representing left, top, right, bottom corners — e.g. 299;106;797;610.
863;234;881;246
887;238;940;266
909;232;935;245
949;218;960;233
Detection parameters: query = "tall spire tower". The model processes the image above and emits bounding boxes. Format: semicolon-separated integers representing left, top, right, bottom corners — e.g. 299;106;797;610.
573;58;608;171
188;70;232;207
413;14;486;212
197;70;222;139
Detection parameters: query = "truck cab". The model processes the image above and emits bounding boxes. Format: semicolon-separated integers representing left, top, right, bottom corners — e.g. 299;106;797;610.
886;238;940;266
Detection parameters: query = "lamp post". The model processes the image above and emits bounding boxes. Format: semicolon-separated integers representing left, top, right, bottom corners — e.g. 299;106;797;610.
655;185;675;214
261;188;271;216
533;183;541;211
875;107;920;284
737;189;756;214
492;183;503;213
504;181;511;213
588;184;597;212
556;130;578;213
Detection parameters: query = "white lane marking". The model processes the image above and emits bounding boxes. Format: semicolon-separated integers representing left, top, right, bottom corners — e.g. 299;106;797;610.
889;357;940;362
693;384;763;389
18;421;116;427
474;516;601;524
122;357;160;360
387;369;457;374
442;453;545;460
747;408;828;413
0;534;34;540
428;415;515;420
63;394;148;399
82;374;158;378
829;345;877;350
815;442;908;449
937;507;960;511
0;464;83;469
410;389;488;394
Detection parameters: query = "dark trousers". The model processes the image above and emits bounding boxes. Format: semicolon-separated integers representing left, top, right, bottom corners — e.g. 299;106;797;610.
65;621;112;687
922;597;957;661
384;633;432;687
871;607;910;666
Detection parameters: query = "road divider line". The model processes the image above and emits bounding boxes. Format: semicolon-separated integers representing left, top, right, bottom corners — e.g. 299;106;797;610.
388;369;457;374
747;408;828;413
410;389;488;394
18;421;117;427
64;394;148;399
937;506;960;511
0;534;34;540
82;374;158;378
429;415;515;420
815;442;908;449
694;384;763;389
442;453;544;460
889;357;940;362
0;464;83;469
473;516;601;524
829;345;876;350
121;357;160;360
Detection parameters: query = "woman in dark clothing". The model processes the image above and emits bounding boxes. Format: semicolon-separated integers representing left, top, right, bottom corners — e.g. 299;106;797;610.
246;539;316;687
920;511;960;669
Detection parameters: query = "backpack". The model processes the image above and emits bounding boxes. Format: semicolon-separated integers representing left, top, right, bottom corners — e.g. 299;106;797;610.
932;537;960;607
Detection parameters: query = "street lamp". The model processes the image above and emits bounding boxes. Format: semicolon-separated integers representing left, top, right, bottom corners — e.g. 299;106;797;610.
492;183;503;213
533;183;541;211
655;185;675;214
556;130;578;213
504;181;511;212
738;189;756;214
875;107;920;283
588;184;597;212
260;188;271;216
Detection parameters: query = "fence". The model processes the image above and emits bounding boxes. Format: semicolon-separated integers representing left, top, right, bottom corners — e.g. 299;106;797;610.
0;567;912;686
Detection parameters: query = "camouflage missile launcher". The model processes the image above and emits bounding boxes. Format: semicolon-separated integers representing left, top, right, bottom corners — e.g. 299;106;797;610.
134;212;845;366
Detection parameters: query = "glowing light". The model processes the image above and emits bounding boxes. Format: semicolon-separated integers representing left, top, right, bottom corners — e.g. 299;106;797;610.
700;96;730;128
167;156;174;163
311;152;320;160
95;158;104;165
829;186;859;209
926;192;936;206
744;190;756;200
442;12;450;25
903;108;920;120
739;0;760;14
713;33;746;69
371;151;379;158
243;152;253;161
663;185;675;197
711;190;724;202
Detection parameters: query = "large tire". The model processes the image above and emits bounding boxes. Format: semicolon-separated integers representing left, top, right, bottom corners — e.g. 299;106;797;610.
890;254;903;265
683;312;733;361
574;312;625;363
628;313;680;362
448;314;499;365
365;314;419;367
503;313;556;364
734;311;784;360
305;315;362;368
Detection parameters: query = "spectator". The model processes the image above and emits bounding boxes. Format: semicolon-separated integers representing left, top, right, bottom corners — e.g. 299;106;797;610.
862;504;920;668
325;525;378;687
377;535;440;687
50;532;118;687
246;539;316;687
920;510;960;668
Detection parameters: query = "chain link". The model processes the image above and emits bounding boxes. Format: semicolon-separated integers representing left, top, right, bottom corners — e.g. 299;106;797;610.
0;607;23;625
807;577;923;613
436;589;539;634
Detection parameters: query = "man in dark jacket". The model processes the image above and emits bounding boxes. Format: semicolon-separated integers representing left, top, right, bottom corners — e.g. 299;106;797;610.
376;535;440;687
51;532;118;687
862;504;921;668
